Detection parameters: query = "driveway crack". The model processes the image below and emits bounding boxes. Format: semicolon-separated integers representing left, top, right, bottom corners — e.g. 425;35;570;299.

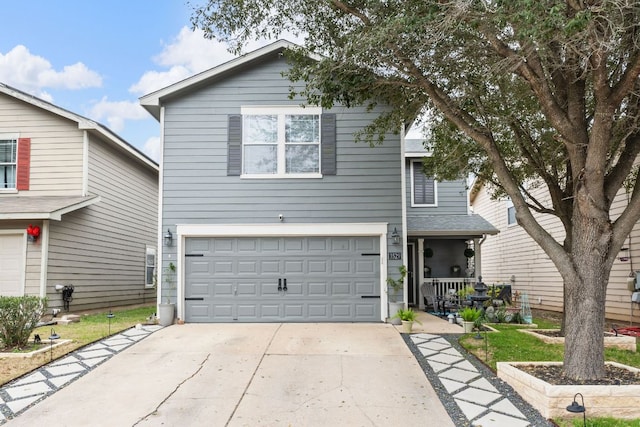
133;353;211;425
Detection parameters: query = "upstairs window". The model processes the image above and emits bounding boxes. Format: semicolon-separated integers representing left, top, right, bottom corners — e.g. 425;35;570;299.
411;160;437;207
0;138;17;189
241;106;322;178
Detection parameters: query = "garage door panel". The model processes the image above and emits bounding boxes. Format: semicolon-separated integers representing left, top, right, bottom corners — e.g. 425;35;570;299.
356;259;377;274
308;282;328;296
184;236;381;322
355;281;376;294
331;282;351;295
260;260;280;274
283;260;304;274
308;260;329;273
283;304;304;318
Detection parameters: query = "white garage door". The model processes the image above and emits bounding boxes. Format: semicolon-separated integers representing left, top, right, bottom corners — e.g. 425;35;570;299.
0;234;25;296
184;236;381;322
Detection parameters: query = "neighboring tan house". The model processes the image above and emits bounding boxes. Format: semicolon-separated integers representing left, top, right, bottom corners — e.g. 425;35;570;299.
0;83;159;312
141;40;497;323
470;179;640;324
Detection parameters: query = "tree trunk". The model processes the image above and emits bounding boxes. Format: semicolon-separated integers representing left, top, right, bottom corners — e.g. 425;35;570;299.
562;216;612;380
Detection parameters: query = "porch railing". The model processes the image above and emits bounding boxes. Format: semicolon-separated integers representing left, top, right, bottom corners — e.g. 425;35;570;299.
423;277;476;301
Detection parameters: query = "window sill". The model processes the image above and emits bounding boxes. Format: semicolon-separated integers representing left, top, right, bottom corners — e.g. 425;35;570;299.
0;189;18;194
241;173;323;179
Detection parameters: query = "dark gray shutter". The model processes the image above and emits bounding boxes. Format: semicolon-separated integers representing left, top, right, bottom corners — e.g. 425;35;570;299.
227;115;242;176
413;163;435;204
321;113;336;175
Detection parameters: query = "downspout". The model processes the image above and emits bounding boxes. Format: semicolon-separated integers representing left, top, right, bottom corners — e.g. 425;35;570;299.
400;124;408;307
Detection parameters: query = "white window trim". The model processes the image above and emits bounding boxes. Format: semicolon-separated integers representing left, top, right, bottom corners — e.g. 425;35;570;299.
410;160;438;207
0;133;19;193
240;106;323;179
145;246;157;288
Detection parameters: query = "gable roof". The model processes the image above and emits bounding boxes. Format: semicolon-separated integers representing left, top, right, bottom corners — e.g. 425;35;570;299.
140;39;303;120
0;83;158;172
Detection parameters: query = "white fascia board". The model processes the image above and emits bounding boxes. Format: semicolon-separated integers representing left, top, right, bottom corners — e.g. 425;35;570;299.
176;223;388;237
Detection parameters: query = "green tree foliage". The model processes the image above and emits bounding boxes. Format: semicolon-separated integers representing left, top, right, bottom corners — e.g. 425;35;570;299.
0;296;47;349
191;1;640;380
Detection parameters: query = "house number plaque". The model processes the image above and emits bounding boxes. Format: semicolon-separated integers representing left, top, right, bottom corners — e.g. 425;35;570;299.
388;252;402;260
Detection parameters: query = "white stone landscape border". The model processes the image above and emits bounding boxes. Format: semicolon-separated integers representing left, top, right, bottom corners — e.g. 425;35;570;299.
497;361;640;420
0;340;72;358
519;329;637;352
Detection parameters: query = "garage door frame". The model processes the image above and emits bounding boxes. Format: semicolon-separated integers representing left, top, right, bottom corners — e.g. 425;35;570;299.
0;230;27;296
175;223;390;322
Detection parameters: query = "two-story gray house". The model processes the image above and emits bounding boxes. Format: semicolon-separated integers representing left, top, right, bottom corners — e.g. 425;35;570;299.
141;40;497;323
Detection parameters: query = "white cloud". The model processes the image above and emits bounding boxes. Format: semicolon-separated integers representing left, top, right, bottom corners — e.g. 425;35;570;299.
88;97;149;132
0;45;102;96
143;136;161;162
129;27;287;96
129;65;192;96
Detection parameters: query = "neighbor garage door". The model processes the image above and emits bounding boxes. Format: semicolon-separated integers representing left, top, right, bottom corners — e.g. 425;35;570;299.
184;236;381;322
0;234;25;296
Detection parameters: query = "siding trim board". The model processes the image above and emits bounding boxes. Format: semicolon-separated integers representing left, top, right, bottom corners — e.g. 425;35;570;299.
173;222;390;321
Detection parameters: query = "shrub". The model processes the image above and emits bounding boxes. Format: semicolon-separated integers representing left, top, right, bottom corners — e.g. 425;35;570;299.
0;296;47;349
459;307;481;322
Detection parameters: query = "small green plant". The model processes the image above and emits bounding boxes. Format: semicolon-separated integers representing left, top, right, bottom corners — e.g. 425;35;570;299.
459;306;481;322
393;308;422;324
457;285;475;299
0;296;47;349
386;265;406;302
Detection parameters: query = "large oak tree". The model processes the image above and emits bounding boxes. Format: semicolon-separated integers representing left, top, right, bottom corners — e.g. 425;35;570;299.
191;0;640;380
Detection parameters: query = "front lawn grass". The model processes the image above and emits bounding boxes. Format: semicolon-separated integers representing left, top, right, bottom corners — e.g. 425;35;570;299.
459;315;640;427
0;304;156;386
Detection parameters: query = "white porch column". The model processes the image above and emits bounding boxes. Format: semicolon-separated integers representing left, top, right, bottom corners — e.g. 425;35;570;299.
418;238;425;310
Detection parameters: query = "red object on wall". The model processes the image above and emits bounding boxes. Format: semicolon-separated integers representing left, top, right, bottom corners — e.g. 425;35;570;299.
26;224;40;238
17;138;31;190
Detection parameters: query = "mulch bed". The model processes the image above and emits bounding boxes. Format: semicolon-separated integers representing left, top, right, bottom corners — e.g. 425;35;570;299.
518;364;640;385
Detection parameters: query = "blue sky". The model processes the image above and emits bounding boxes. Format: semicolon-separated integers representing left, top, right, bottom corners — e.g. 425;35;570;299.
0;1;281;162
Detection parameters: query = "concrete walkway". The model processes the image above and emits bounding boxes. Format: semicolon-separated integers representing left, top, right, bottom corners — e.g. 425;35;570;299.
1;323;454;427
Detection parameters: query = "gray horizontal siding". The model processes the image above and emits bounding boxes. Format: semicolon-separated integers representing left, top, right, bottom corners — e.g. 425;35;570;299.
161;55;402;227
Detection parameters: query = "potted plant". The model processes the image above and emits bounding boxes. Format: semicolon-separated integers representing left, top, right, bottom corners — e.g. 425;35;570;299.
159;262;176;326
393;308;422;333
386;265;406;325
459;307;481;333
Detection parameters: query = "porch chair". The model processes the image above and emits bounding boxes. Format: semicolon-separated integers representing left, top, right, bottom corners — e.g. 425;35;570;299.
421;282;446;315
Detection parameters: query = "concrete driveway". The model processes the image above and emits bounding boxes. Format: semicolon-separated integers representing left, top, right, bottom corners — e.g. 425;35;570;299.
7;323;454;427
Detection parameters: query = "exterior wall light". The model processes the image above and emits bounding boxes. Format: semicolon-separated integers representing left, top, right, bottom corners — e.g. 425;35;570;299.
391;227;400;245
163;229;173;246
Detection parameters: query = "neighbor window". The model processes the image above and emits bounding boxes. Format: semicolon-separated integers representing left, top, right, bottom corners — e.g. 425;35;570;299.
0;138;17;189
506;198;517;225
411;160;437;207
145;246;156;287
241;106;321;177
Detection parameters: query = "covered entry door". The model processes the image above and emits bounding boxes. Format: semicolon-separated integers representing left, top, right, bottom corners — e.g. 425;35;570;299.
184;236;381;322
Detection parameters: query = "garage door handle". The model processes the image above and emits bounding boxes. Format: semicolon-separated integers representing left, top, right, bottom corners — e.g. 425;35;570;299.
185;297;204;301
361;296;381;299
278;278;282;291
283;278;287;292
